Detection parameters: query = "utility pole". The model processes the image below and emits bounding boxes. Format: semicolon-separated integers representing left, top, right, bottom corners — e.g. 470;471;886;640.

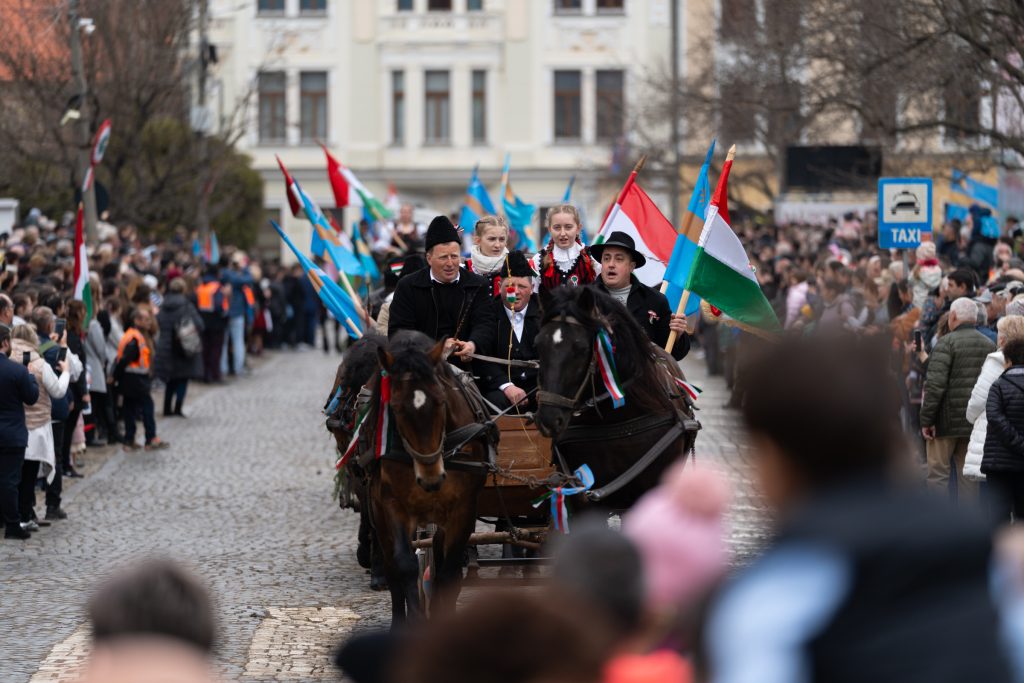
669;0;681;227
68;0;98;241
195;0;211;243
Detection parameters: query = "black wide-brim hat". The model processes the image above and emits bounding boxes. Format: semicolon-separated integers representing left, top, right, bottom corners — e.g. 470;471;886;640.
589;231;646;268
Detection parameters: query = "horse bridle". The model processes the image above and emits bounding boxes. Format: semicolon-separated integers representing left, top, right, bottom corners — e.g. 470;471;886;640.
536;315;598;412
393;373;449;466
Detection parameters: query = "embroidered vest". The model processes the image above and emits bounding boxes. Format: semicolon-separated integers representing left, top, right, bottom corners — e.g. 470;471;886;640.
539;246;597;291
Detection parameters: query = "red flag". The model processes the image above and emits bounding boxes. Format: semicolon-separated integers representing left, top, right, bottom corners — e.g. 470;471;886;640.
275;155;302;217
322;144;351;208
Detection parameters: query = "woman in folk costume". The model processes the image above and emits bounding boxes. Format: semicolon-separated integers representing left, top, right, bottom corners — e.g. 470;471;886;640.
465;214;510;297
531;204;599;292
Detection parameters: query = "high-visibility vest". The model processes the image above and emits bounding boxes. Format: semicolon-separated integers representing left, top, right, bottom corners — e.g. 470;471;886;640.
196;281;227;313
242;284;256;308
116;328;151;375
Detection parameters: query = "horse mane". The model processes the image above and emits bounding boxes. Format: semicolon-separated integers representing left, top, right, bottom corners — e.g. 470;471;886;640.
338;333;386;392
541;286;673;414
388;329;447;381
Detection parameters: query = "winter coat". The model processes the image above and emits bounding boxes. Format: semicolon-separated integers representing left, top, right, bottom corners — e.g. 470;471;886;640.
911;266;943;310
0;353;39;448
387;267;497;370
965;350;1004;481
85;318;108;394
10;338;69;431
921;325;995;438
594;275;689;361
154;292;204;381
785;281;809;328
982;367;1024;475
477;296;540;397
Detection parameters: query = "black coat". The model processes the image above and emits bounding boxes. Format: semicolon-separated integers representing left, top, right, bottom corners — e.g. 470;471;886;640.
387;267;496;367
477;296;540;396
0;354;39;448
154;293;204;381
594;276;690;361
982;367;1024;474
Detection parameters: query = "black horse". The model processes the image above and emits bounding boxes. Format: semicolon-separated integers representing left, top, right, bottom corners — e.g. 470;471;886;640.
324;334;387;590
535;286;699;510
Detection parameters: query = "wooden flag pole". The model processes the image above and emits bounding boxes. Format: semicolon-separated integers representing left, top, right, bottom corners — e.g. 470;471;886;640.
666;144;735;354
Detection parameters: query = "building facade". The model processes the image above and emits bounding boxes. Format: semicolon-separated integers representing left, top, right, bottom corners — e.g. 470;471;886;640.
208;0;677;256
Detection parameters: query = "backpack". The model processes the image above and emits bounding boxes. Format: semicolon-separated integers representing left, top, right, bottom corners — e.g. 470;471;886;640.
175;316;202;357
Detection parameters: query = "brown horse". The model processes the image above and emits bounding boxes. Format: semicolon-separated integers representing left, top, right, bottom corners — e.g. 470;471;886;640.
369;330;493;625
535;286;699;511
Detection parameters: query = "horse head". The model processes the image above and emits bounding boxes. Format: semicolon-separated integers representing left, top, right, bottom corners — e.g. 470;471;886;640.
377;331;450;492
535;286;603;438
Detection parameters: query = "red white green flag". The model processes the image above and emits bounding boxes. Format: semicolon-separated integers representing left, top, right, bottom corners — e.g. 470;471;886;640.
73;203;93;323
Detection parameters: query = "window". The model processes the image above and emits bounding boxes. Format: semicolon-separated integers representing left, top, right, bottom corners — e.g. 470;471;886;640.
553;70;581;141
397;0;413;9
424;70;450;144
554;0;582;13
472;70;487;143
258;72;286;143
428;0;452;10
596;0;624;12
300;0;327;13
300;72;328;142
391;70;405;145
468;0;483;9
596;70;624;140
257;0;284;13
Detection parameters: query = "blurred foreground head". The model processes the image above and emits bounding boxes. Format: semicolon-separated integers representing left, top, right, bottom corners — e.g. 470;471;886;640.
741;335;900;510
78;558;219;683
393;589;615;683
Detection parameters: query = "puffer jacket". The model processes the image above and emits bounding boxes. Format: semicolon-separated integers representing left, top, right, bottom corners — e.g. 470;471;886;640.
981;366;1024;475
965;350;1004;481
920;325;995;438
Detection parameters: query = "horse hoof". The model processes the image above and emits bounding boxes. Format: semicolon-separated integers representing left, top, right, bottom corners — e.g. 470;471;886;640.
356;542;371;569
369;575;387;592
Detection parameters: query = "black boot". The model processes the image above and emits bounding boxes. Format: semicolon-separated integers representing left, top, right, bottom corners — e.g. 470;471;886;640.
5;524;30;540
45;506;68;520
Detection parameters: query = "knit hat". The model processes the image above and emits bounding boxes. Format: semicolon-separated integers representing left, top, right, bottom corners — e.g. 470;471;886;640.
499;251;537;279
424;215;460;252
622;463;730;611
916;241;937;261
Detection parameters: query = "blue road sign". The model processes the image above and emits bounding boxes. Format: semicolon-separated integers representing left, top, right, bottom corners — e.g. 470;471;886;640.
878;177;933;249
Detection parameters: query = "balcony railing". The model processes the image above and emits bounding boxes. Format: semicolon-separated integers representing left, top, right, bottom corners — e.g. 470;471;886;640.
380;11;501;37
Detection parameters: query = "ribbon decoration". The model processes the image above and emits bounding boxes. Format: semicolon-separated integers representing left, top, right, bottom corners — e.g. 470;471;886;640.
374;370;391;459
673;377;702;401
533;464;595;533
324;386;343;415
594;328;625;409
335;403;371;470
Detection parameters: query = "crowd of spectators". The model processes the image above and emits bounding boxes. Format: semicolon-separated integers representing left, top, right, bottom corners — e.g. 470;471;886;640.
0;211;338;540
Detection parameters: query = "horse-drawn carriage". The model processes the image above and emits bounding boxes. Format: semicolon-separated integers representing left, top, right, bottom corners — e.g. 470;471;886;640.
325;286;700;626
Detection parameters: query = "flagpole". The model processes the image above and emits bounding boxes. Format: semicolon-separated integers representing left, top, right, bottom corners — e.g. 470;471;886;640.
659;207;699;295
666;145;735;354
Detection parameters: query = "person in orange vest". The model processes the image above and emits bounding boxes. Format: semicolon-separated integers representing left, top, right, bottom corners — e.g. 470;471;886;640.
114;307;168;452
194;266;230;383
221;253;254;377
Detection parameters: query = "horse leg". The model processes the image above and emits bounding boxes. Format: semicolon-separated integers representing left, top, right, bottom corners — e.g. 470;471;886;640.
370;492;416;628
430;508;475;617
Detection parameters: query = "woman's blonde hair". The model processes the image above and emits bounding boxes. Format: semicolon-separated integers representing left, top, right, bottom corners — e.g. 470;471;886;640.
998;314;1024;342
474;214;509;237
11;323;39;347
545;204;581;229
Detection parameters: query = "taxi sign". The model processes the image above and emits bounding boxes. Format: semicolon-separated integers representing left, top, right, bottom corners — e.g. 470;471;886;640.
878;177;932;249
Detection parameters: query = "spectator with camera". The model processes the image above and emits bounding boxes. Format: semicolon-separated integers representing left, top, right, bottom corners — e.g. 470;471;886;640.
0;324;39;540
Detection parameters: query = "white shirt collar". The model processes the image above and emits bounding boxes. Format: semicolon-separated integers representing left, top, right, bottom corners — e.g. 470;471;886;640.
430;270;460;284
504;303;529;341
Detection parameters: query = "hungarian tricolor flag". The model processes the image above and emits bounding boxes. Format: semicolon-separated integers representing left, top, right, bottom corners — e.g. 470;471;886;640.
684;147;781;336
73;203;92;323
594;168;678;287
321;145;392;221
276;155;303;218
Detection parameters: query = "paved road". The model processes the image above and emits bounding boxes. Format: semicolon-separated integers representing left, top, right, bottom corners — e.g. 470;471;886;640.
1;347;768;682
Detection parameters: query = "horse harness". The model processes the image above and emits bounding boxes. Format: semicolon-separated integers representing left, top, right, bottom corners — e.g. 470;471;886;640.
535;313;701;502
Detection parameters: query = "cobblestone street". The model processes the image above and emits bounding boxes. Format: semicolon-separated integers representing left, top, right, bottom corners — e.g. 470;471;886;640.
0;347;769;682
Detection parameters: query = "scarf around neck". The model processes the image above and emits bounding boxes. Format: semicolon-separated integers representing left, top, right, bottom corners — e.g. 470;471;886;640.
470;245;508;275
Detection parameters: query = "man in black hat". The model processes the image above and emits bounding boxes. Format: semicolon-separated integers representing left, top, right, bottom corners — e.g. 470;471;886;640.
388;216;495;366
590;231;689;360
478;252;540;411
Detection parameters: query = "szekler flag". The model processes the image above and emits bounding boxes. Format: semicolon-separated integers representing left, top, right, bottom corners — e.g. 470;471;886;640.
352;222;381;280
500;154;537;252
684;149;781;337
73;203;93;323
594;169;678;287
458;165;497;232
663;139;716;317
321;145;392;221
270;219;363;338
